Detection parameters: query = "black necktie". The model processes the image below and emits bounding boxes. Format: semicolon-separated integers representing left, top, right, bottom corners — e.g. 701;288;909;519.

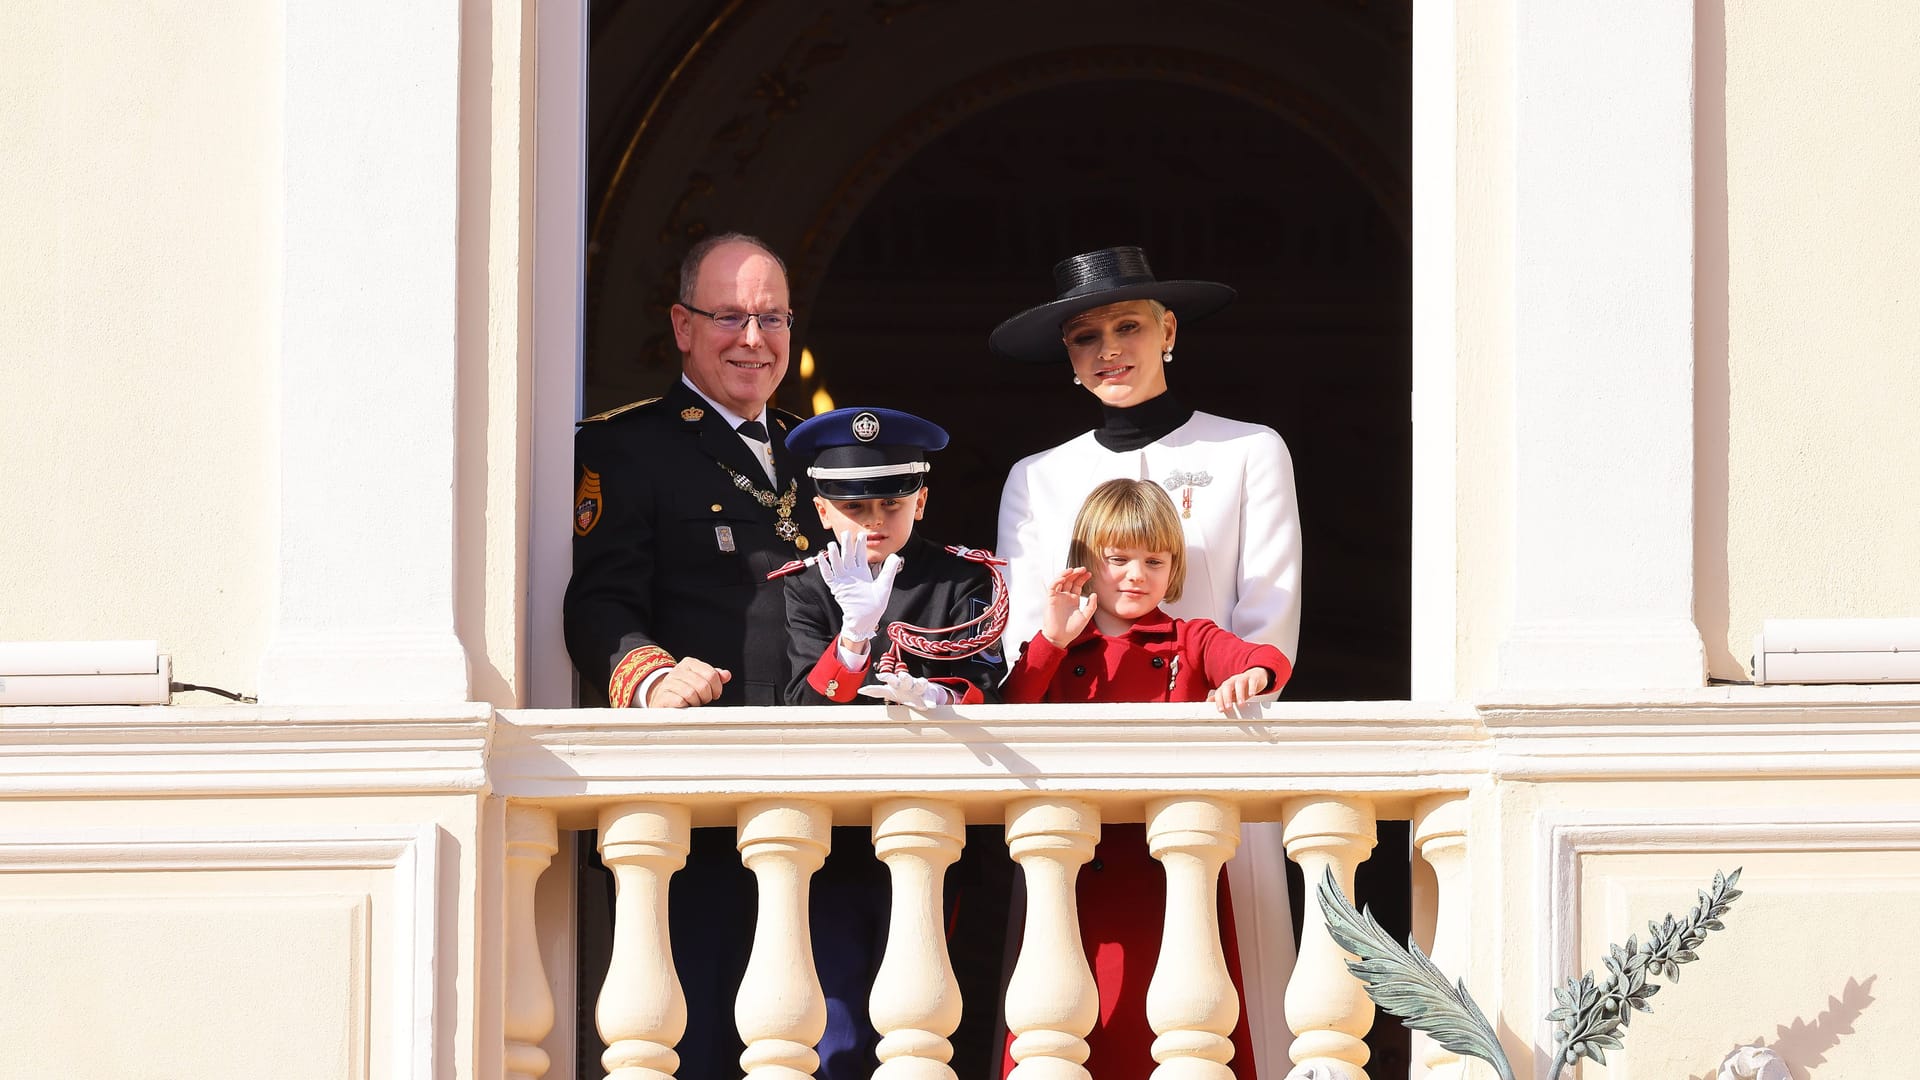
736;419;777;484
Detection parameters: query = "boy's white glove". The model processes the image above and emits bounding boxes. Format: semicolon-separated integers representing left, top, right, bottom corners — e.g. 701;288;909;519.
818;530;903;643
856;670;953;710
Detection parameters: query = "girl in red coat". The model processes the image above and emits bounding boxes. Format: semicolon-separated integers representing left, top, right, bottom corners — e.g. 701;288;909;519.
1003;478;1291;1079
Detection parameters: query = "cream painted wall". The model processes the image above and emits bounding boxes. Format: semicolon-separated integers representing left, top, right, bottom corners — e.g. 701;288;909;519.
0;792;486;1080
1487;775;1920;1080
1705;0;1920;678
0;4;278;696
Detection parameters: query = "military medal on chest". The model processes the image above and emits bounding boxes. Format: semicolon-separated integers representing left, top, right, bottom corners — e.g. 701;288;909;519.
715;462;808;550
1163;468;1213;519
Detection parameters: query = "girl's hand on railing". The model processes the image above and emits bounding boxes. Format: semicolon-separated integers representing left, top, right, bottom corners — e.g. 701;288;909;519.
1207;667;1271;714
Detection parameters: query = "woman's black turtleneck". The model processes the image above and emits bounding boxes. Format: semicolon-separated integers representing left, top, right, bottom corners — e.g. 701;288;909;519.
1094;392;1193;452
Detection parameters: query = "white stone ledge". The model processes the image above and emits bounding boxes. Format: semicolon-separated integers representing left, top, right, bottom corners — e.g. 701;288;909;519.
1482;686;1920;780
0;704;494;797
8;690;1920;805
493;702;1491;825
1478;682;1920;724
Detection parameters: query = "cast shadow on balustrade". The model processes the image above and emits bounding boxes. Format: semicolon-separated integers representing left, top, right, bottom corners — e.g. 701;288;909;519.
890;717;1043;783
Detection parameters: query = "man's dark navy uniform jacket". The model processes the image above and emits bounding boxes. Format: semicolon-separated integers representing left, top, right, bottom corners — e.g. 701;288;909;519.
564;379;828;707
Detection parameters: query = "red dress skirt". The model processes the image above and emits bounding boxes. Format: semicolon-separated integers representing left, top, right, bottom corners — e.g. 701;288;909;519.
1000;615;1285;1078
1002;823;1260;1079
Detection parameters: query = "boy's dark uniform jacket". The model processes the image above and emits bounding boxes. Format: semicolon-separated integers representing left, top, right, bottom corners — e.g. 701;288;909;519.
783;534;1007;705
563;380;829;707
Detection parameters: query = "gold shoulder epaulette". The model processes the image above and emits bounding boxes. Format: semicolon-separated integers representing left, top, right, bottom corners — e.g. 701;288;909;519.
579;397;662;424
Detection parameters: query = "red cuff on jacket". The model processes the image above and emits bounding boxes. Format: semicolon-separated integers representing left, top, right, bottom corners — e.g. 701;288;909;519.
1264;653;1294;695
807;644;867;703
609;645;675;708
929;677;984;706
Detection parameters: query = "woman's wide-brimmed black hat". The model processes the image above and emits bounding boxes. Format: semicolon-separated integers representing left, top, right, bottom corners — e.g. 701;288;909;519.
988;245;1236;363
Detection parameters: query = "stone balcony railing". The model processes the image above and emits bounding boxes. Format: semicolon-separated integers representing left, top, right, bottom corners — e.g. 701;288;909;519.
493;702;1492;1080
12;689;1918;1079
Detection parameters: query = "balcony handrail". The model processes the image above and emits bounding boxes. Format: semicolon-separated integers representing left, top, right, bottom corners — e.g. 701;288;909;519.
491;701;1488;826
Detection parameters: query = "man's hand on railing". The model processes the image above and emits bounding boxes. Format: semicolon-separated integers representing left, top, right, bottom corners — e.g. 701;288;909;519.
643;657;730;708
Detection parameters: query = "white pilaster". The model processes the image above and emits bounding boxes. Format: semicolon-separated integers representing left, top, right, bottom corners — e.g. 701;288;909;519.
260;0;470;703
530;0;589;708
1410;0;1459;700
1503;0;1706;689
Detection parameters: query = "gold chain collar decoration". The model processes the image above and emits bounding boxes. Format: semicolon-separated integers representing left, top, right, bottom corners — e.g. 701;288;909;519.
714;462;808;549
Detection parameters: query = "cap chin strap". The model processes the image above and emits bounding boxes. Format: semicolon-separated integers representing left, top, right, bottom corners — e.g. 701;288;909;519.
806;461;932;480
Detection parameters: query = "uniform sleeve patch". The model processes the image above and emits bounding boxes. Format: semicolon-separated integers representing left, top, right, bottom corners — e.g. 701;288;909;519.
574;467;603;536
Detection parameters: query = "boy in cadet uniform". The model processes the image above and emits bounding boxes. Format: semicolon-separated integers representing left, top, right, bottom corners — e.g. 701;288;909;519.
779;406;1009;1079
782;406;1006;707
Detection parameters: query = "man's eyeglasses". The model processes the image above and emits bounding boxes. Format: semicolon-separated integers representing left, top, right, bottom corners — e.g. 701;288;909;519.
680;303;795;334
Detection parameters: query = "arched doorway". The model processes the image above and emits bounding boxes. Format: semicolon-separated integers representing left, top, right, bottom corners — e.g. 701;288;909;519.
583;0;1410;702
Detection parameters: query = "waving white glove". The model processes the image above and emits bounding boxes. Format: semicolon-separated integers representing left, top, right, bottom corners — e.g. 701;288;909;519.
818;529;903;643
856;670;954;710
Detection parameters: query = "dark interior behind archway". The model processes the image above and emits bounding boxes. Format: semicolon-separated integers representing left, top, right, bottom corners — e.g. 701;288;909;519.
802;78;1410;703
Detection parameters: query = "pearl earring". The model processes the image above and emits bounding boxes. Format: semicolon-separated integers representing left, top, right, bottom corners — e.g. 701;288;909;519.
1162;349;1173;365
1072;375;1082;385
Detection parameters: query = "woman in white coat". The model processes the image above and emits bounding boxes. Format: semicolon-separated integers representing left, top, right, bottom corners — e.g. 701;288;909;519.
993;246;1302;663
992;245;1301;1075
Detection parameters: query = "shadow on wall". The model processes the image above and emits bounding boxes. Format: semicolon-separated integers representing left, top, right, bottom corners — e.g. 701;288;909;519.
1687;974;1876;1080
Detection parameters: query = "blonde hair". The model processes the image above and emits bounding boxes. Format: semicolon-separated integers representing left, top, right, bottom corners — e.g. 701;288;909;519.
1068;479;1187;602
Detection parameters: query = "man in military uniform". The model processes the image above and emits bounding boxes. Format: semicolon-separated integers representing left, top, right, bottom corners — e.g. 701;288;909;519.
564;232;828;708
563;233;830;1080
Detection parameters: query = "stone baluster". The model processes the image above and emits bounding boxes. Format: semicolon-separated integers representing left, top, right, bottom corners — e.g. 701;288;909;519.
1282;796;1379;1080
1004;797;1100;1079
1145;796;1243;1079
505;806;559;1080
1412;795;1470;1080
870;798;967;1080
736;799;832;1079
596;802;691;1080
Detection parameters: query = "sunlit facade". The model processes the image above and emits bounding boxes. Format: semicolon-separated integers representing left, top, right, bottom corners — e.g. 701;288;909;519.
6;2;1920;1078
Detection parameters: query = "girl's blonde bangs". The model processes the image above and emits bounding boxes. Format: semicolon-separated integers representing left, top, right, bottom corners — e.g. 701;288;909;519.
1066;479;1188;601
